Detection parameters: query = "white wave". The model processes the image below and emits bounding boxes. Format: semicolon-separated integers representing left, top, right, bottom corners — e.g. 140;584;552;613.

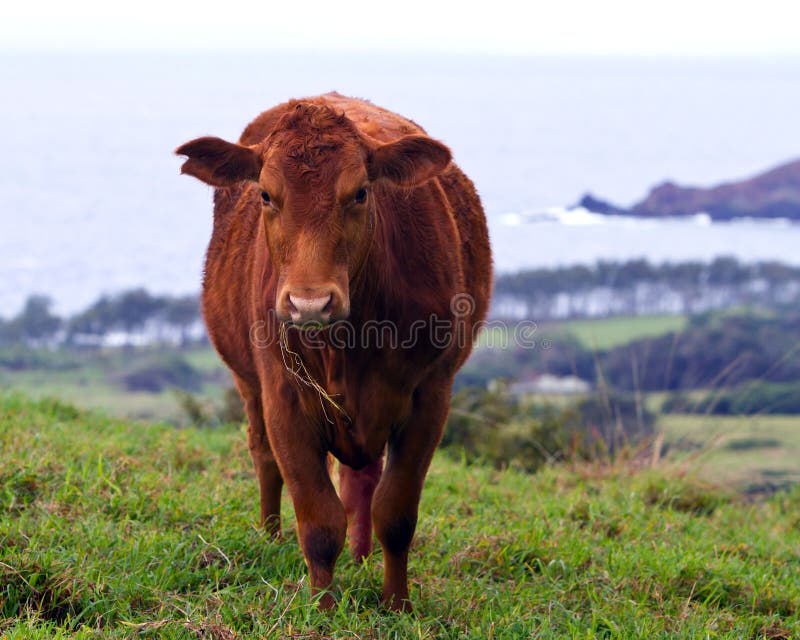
498;206;659;227
499;212;526;226
691;212;713;226
496;207;794;228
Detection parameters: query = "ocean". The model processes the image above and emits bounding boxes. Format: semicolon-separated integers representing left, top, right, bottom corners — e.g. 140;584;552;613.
1;52;799;316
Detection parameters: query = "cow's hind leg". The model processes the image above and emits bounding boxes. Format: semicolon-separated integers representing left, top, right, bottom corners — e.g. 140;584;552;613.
372;379;450;612
339;458;383;562
235;375;283;536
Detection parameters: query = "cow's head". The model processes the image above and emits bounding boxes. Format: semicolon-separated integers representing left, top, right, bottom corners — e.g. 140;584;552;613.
176;103;451;325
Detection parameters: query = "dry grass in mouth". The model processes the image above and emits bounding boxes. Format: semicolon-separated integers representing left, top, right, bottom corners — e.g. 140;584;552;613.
278;322;349;423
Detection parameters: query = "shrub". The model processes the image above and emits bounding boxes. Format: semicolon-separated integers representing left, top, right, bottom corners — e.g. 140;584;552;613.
443;386;654;472
0;346;80;371
217;386;246;424
602;311;800;391
119;354;202;393
174;389;211;425
175;386;245;427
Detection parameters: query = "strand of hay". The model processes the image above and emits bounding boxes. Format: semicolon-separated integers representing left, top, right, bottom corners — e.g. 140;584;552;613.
279;323;349;423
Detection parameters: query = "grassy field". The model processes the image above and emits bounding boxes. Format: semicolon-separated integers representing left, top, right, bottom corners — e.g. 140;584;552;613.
0;347;230;423
658;414;800;496
470;315;686;354
475;314;686;352
0;368;180;421
1;393;798;638
554;315;688;351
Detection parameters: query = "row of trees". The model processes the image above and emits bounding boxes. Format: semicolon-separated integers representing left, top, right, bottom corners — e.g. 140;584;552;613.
4;256;799;348
0;290;203;348
493;257;800;319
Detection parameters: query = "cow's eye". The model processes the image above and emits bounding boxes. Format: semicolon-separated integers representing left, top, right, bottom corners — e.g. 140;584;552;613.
261;191;271;205
354;187;368;204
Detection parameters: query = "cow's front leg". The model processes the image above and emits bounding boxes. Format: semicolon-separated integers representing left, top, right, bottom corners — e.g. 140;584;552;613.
265;409;346;609
371;379;451;611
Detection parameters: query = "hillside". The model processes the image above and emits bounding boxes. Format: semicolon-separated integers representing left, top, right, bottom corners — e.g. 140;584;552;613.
578;158;800;220
1;394;798;638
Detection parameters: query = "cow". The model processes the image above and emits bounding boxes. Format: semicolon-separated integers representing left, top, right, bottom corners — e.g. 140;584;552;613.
176;93;492;611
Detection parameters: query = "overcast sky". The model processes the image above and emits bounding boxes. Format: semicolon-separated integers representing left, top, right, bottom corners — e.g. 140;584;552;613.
3;0;800;56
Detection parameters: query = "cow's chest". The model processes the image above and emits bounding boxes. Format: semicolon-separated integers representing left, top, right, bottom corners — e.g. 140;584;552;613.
288;352;415;468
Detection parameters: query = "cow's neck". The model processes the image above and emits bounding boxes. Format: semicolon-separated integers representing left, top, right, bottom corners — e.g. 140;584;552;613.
350;186;462;329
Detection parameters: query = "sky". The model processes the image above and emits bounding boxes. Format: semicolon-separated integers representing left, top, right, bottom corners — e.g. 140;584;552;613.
3;0;800;57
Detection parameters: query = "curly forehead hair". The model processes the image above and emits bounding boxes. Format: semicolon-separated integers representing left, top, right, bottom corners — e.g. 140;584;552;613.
270;102;364;169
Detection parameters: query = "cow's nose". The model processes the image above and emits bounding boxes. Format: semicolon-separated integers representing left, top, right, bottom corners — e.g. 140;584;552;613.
287;293;333;324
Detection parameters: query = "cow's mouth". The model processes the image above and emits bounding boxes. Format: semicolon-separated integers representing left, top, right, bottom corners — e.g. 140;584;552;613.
286;319;331;331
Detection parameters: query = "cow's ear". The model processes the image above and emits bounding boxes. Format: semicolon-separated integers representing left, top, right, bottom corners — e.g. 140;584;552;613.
368;135;451;188
175;137;262;187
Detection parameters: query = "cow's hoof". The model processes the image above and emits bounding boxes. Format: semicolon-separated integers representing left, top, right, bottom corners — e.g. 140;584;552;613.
316;591;336;611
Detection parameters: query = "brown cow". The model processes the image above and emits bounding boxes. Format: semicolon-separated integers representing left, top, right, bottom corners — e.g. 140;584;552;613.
176;93;492;610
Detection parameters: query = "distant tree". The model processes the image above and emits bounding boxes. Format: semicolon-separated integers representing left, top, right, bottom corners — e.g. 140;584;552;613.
67;288;170;342
12;295;61;343
494;257;800;320
163;295;201;346
613;259;653;289
0;318;19;345
66;294;117;339
115;289;165;332
707;256;747;286
756;260;797;284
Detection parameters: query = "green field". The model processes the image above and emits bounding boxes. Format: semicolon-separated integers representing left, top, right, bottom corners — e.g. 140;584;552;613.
2;394;798;638
0;347;230;423
0;369;180;422
475;314;686;352
555;315;688;351
658;414;800;495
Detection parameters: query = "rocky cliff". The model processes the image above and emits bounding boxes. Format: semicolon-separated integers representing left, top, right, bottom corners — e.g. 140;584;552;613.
578;158;800;221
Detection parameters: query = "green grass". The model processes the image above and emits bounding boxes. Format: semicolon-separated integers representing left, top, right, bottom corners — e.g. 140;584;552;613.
2;393;799;638
555;314;688;351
